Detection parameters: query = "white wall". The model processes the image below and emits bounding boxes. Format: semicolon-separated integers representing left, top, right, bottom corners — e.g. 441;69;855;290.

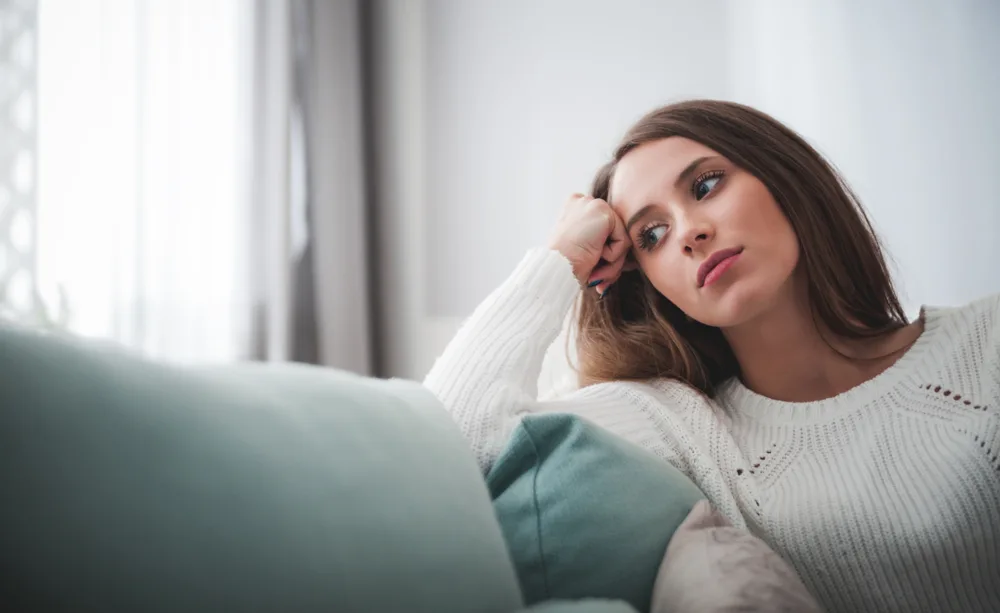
727;0;1000;317
371;0;1000;382
423;0;733;317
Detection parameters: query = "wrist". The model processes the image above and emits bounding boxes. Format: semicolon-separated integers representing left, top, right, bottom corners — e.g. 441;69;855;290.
546;243;584;286
560;259;588;287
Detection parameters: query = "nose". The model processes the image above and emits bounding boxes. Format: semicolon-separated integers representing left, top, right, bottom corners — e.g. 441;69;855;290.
678;214;714;255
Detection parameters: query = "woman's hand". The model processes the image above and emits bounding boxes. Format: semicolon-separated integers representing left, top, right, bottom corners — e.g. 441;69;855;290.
548;194;631;295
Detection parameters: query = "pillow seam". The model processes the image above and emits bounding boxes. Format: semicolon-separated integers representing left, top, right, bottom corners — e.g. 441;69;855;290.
520;418;552;599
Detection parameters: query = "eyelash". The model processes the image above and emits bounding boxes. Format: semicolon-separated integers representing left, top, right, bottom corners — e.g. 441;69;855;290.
691;169;725;200
634;169;726;251
636;221;665;251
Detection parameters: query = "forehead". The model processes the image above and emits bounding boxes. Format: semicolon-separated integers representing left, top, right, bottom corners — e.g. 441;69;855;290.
609;136;719;216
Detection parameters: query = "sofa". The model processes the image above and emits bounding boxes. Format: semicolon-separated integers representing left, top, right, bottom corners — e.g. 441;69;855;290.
0;322;821;612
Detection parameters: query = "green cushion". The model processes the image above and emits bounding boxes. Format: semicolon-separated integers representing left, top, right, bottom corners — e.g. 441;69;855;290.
520;600;638;613
0;324;523;613
488;414;706;613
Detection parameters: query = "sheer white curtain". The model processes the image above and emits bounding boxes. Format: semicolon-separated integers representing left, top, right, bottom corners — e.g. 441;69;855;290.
248;0;374;371
0;0;40;324
34;0;374;370
36;0;252;362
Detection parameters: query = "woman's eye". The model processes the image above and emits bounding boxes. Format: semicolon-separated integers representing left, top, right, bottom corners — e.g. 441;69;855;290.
693;172;723;201
638;225;668;250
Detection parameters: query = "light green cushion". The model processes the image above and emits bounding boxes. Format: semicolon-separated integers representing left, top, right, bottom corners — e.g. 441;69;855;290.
0;324;522;613
520;600;638;613
488;414;706;613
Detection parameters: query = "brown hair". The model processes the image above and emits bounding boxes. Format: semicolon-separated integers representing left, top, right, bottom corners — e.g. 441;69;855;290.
575;99;907;396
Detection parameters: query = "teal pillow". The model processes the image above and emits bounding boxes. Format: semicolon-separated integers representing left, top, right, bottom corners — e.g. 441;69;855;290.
520;600;638;613
0;324;522;613
487;413;706;613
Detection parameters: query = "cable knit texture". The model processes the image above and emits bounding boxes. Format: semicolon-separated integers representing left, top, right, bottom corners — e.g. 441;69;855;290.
423;248;1000;613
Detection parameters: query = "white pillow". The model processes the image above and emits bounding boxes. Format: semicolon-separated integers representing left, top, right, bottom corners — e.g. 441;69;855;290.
652;501;823;613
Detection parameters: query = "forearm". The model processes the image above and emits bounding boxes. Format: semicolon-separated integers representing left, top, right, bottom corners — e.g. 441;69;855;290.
424;249;580;472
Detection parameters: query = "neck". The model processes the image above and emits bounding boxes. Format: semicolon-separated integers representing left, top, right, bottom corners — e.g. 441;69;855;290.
721;281;913;403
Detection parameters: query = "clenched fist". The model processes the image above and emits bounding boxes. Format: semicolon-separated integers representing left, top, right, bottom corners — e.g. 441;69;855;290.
548;194;632;295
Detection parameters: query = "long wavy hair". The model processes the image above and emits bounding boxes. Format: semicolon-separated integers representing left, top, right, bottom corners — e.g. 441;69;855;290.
575;100;907;396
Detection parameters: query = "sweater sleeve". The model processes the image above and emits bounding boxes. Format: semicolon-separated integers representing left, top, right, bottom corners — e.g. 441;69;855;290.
423;248;582;473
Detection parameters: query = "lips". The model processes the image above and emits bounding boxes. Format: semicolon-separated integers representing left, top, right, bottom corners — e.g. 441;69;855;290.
697;247;744;288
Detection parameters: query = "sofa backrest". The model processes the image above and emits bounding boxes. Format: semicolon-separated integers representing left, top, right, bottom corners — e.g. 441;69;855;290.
0;324;523;613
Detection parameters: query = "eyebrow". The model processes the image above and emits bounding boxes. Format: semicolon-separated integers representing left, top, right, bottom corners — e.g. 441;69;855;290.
623;155;714;234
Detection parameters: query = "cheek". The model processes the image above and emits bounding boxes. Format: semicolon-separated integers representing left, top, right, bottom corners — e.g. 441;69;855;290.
749;216;800;301
784;233;801;270
740;187;799;271
770;216;800;272
642;255;696;308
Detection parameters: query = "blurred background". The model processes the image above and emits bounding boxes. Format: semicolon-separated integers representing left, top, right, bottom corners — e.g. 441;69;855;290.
1;0;998;383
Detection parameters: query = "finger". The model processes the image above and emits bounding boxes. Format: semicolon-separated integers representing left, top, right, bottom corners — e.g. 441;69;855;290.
589;256;627;294
601;205;631;262
591;254;627;283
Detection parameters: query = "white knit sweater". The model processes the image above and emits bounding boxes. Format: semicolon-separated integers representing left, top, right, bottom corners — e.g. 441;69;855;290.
424;248;1000;613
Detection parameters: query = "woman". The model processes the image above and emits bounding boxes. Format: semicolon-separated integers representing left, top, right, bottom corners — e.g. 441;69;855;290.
424;100;999;613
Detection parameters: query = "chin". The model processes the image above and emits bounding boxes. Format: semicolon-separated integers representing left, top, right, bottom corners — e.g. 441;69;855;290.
688;281;773;329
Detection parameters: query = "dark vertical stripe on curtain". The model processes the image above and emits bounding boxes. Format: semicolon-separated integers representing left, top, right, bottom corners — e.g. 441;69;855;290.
357;0;385;376
289;0;319;364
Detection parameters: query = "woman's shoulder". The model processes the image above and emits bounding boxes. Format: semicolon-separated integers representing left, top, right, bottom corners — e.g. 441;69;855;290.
924;292;1000;336
955;292;1000;316
920;293;1000;368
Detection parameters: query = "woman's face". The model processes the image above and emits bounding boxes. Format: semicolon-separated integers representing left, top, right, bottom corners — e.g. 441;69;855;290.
609;137;800;328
